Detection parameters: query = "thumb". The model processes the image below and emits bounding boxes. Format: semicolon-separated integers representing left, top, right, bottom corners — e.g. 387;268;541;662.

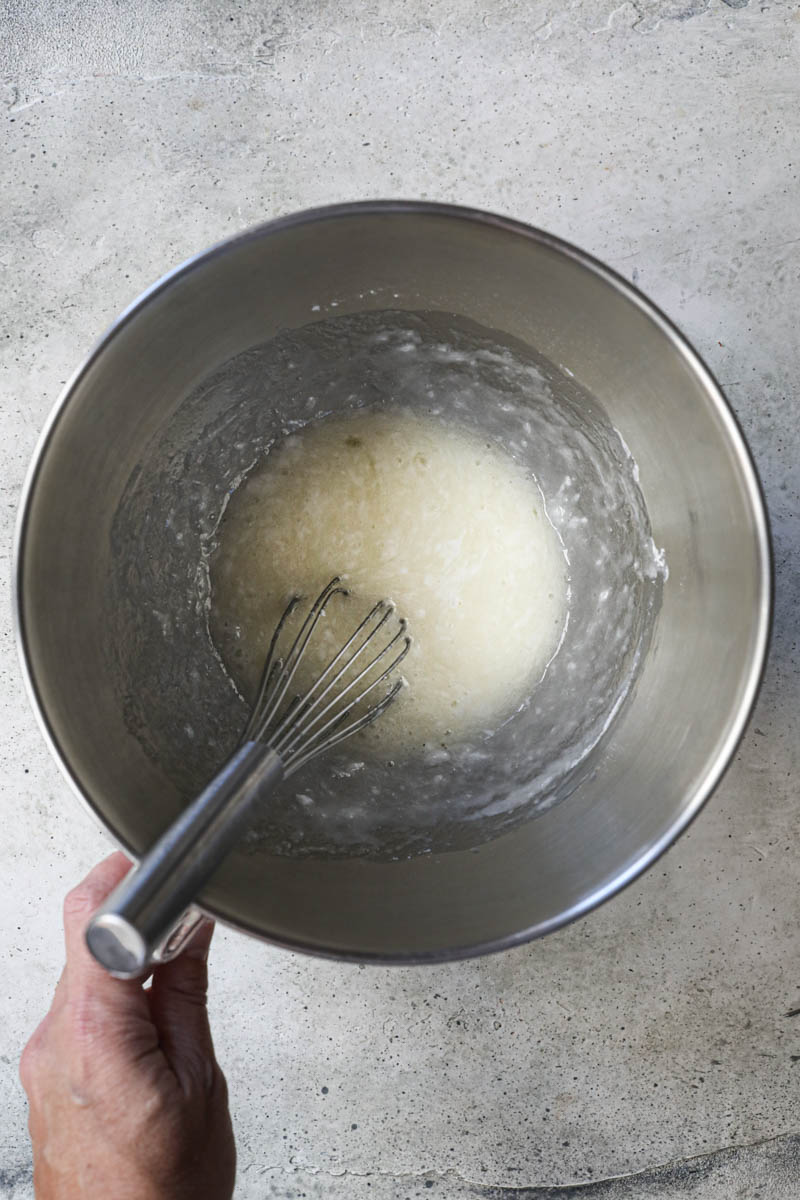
148;919;218;1092
63;852;149;1017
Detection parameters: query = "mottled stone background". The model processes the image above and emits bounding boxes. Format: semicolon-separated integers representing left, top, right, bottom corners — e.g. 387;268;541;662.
1;2;798;1196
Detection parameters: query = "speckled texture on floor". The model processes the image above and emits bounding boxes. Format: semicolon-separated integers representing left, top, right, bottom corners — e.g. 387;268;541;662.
2;2;799;1197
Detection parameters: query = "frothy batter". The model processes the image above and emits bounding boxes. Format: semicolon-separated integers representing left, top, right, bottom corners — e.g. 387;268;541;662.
210;409;568;754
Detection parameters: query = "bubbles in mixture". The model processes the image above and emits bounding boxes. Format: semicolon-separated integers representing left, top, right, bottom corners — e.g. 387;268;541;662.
210;409;569;755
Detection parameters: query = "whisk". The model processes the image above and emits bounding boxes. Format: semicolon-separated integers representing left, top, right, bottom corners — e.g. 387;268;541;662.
86;577;410;978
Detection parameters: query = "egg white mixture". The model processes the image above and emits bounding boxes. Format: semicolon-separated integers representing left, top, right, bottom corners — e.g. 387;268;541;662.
210;409;568;754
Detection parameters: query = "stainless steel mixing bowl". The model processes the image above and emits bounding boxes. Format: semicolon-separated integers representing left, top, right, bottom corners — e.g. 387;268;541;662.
14;201;771;961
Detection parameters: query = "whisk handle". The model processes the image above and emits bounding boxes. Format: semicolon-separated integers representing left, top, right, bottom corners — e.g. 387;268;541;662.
85;742;283;978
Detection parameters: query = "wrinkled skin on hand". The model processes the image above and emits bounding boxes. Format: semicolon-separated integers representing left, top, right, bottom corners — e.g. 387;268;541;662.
20;852;236;1200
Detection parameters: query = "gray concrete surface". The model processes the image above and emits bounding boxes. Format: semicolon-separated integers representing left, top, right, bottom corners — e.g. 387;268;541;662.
2;1;799;1196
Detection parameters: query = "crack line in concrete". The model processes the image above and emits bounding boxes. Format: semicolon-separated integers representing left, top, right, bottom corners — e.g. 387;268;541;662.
247;1127;800;1195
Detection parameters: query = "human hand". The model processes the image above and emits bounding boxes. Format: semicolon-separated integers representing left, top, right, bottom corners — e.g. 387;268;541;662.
20;852;236;1199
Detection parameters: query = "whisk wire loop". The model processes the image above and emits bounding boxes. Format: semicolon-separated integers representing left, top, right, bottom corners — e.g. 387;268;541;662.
240;577;410;773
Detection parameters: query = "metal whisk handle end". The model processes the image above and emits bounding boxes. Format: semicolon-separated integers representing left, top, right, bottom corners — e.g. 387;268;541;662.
86;742;283;978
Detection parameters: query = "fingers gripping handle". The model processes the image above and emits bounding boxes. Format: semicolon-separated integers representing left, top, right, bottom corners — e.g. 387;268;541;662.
86;743;284;978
